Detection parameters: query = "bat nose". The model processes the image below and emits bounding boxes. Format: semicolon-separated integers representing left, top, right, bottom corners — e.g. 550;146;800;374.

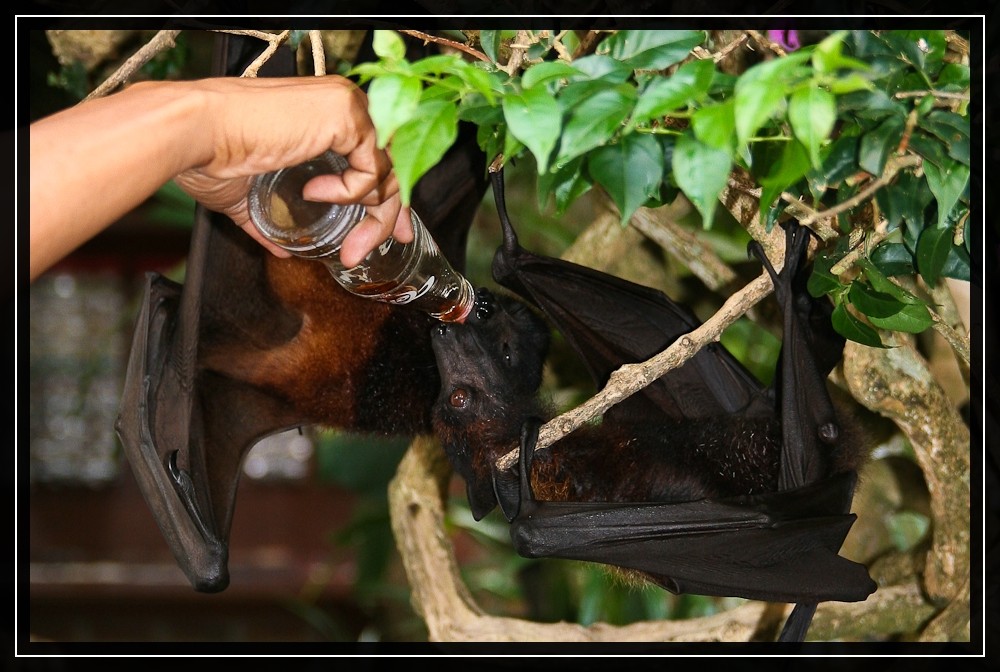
437;323;450;336
473;287;495;321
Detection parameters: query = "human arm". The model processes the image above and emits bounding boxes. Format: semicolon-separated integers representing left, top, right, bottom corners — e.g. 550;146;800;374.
29;75;409;281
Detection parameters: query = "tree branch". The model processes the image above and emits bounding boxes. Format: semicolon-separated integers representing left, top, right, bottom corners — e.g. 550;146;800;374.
83;29;182;101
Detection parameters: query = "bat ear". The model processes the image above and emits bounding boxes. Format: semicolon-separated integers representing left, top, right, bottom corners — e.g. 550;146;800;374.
466;480;498;520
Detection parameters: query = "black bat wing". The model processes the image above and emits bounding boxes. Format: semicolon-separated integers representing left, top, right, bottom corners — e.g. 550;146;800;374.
496;420;875;606
489;168;771;424
487;166;874;640
116;33;487;592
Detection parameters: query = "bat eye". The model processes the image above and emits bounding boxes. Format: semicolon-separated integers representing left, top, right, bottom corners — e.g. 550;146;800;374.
450;388;470;409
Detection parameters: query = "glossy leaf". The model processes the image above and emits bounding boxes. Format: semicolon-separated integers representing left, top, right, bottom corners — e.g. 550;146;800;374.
870;242;916;277
915;224;953;288
734;50;811;145
601;30;705;71
920;111;970;166
672;132;731;228
832;302;885;348
812;30;870;74
691;100;736;153
807;252;845;298
372;29;406;61
632;58;715;125
537;156;592;215
588;132;665;225
858;258;922;304
867;301;933;334
849;281;906;319
789;85;836;167
554;83;636;167
858;115;904;175
759;139;811;216
522;61;583;90
568;54;633;83
923;157;970;229
503;85;562;173
365;74;422;148
480;30;501;63
390;99;458;205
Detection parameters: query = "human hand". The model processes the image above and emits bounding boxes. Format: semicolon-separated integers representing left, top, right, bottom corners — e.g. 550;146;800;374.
171;75;412;266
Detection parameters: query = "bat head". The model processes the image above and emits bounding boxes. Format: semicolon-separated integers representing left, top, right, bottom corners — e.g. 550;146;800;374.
430;287;550;519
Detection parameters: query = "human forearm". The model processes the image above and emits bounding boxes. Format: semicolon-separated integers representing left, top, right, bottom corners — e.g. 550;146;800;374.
29;75;407;280
29;80;210;280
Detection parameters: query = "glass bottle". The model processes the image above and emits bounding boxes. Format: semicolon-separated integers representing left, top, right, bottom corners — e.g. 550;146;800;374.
247;151;475;323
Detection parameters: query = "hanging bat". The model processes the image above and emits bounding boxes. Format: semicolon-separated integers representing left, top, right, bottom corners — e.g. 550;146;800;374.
115;33;488;593
429;166;876;642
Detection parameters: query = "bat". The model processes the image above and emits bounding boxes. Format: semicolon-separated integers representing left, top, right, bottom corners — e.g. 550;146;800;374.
429;166;876;642
115;33;487;593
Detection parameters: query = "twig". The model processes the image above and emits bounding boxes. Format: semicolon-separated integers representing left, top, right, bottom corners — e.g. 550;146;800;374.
894;90;970;101
84;29;182;101
712;32;750;63
796;154;923;230
503;30;533;75
209;29;290;77
746;29;786;57
399;29;490;63
309;30;326;76
495;270;777;471
829;223;892;275
629;204;737;291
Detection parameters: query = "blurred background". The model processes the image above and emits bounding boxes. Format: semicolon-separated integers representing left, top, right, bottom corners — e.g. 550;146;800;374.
25;27;950;646
26;29;760;644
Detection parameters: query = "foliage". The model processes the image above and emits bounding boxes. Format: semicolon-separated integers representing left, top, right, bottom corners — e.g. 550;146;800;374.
350;28;971;348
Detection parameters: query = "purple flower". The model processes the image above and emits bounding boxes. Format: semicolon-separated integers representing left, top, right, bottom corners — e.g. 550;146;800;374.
767;30;801;51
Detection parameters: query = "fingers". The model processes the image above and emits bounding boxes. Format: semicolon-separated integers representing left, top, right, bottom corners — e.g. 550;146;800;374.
338;202;412;268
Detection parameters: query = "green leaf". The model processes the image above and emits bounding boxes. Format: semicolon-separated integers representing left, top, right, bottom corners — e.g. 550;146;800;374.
372;30;406;61
631;58;715;125
537;156;592;214
867;300;933;334
875;171;930;232
886;30;947;79
807;252;846;298
809;134;859;192
672;132;731;228
870;242;916;277
734;50;811;145
567;54;633;83
480;30;501;63
920;111;970;166
848;281;906;319
503;85;562;173
789;85;836;168
923;158;970;228
691;100;736;153
827;73;874;94
941;242;971;282
554;82;636;168
858;258;922;304
390;99;458;205
759;139;811;216
838;89;906;121
916;224;954;288
832;302;885;348
813;30;871;73
858;115;904;175
365;74;423;148
600;30;705;71
936;62;970;89
522;61;583;90
588;132;665;224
